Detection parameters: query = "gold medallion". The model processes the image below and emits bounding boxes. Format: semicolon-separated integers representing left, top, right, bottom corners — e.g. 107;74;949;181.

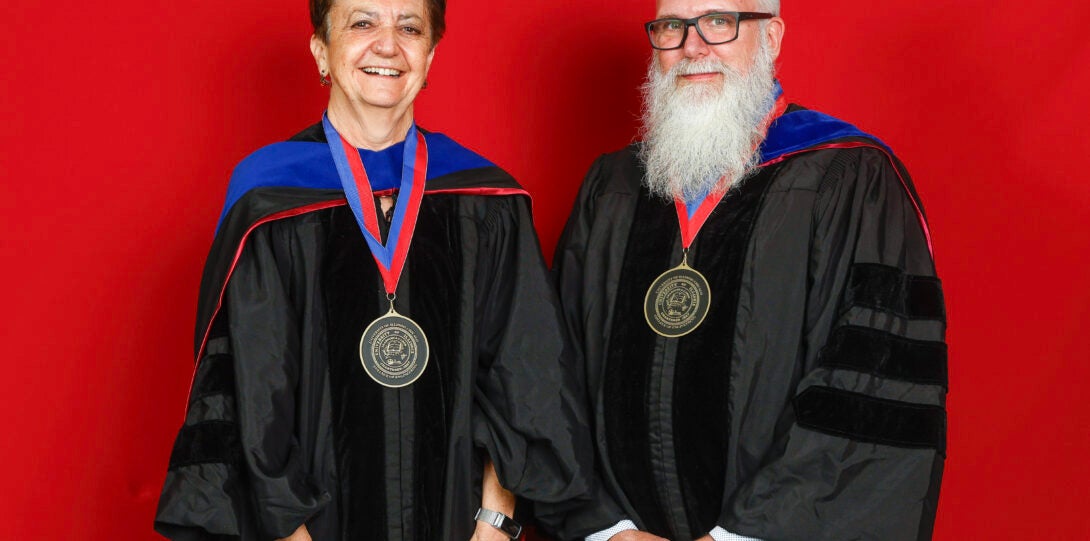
644;258;711;338
359;309;429;388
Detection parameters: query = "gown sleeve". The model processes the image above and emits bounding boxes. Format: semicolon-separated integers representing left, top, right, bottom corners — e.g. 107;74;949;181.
155;330;247;541
156;219;331;540
718;147;947;540
468;195;615;540
549;157;632;539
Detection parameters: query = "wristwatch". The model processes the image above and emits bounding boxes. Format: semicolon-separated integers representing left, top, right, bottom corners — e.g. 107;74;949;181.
474;507;522;539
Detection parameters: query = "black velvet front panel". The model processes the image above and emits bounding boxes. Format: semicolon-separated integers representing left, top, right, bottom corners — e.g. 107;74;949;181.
604;191;677;536
323;198;461;541
405;195;463;540
324;206;389;540
603;166;776;537
674;167;776;535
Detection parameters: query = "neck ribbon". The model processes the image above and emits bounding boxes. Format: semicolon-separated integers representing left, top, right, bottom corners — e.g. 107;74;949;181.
322;113;427;295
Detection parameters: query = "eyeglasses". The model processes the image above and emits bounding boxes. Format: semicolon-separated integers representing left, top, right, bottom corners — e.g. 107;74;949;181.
645;12;774;50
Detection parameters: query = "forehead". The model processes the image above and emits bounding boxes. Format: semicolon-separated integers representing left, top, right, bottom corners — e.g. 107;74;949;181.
655;0;751;18
332;0;427;17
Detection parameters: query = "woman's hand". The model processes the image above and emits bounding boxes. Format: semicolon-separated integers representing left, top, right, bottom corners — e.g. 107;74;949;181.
276;524;312;541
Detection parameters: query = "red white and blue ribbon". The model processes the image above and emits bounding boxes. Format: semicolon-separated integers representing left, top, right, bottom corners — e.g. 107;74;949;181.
323;113;427;294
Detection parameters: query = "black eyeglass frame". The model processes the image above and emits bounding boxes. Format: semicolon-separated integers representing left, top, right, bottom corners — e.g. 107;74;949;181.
644;12;774;50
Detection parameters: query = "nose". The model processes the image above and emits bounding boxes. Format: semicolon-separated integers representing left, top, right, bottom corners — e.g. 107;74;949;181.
370;26;397;56
681;23;710;59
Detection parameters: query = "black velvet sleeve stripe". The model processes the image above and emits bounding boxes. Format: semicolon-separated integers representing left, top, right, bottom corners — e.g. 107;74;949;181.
190;353;235;401
845;263;945;320
907;277;944;319
818;326;948;387
794;386;946;455
168;420;242;469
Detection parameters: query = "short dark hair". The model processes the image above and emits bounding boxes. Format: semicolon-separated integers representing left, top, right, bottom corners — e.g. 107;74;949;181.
310;0;446;46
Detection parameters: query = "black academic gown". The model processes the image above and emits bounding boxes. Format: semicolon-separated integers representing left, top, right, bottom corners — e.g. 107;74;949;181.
553;107;948;541
156;125;599;541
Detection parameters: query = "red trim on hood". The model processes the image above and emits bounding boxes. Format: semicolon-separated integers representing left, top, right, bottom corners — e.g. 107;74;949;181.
425;187;530;198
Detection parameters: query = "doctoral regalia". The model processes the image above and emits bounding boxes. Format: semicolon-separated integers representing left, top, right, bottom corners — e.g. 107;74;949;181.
554;100;947;540
156;123;599;541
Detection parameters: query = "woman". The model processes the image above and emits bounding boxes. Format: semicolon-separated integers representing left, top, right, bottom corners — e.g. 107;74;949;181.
154;1;607;539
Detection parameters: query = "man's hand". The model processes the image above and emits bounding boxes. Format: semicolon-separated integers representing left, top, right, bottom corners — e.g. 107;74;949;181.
694;536;713;541
276;524;311;541
469;520;516;541
608;531;669;541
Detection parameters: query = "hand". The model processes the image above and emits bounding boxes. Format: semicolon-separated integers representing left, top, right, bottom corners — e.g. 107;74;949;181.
694;536;713;541
608;531;669;541
276;524;312;541
474;457;517;541
469;520;515;541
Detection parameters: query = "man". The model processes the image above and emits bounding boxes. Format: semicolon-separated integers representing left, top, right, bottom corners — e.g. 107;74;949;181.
555;1;947;540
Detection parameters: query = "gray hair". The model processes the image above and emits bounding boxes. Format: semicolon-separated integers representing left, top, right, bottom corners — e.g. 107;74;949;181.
755;0;780;15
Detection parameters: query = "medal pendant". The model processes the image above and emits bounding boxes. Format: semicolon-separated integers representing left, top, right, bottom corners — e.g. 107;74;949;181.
644;258;711;338
359;308;430;388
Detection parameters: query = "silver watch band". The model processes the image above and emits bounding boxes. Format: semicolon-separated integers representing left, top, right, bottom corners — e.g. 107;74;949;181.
474;507;522;538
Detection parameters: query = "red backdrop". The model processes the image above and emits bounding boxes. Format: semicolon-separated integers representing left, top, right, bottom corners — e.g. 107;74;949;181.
3;1;1089;538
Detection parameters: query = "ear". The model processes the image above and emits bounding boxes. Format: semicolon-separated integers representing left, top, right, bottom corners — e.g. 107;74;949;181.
310;33;328;74
765;16;785;61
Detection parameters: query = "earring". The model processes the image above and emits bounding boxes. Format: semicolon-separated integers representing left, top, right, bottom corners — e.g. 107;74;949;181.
422;79;429;89
320;71;331;86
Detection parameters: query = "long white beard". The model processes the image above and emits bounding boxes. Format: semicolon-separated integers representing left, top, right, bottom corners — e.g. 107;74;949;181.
638;42;777;202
